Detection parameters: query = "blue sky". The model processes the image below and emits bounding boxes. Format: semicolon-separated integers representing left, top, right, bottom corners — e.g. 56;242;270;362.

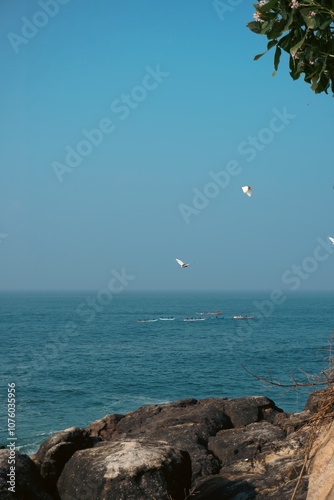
0;0;333;291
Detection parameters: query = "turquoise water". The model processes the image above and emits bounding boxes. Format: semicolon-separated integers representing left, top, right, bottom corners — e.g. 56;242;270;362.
0;291;333;455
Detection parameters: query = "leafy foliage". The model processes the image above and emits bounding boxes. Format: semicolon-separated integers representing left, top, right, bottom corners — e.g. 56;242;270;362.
247;0;334;95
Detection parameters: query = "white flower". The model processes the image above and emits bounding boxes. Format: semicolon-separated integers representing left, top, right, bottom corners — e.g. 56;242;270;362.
307;11;316;17
291;0;300;8
253;12;261;21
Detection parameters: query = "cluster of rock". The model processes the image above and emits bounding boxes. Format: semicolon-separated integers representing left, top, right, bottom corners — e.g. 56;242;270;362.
0;391;332;499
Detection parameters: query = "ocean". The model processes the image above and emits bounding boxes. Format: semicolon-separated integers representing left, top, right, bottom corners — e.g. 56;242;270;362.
1;290;333;455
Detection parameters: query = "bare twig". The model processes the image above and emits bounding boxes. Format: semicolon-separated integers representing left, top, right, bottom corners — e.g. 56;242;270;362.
242;331;334;500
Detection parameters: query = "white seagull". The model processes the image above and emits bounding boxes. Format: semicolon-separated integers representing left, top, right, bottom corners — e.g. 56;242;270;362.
329;237;334;245
175;258;194;268
241;186;253;197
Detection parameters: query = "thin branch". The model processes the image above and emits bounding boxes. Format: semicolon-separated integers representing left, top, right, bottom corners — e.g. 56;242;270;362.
241;364;333;388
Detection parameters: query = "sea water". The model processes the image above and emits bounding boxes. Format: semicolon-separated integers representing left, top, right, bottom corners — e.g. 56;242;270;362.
0;290;333;455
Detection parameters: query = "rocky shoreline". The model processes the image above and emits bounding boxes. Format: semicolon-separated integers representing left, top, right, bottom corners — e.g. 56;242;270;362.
0;391;332;499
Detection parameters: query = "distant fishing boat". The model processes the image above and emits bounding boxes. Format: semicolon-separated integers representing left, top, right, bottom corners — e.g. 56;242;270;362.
196;311;222;316
232;315;255;320
159;317;175;321
137;319;158;323
184;318;205;321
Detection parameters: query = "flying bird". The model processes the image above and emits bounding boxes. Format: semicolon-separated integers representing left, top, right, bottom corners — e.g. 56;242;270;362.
176;259;194;268
329;237;334;245
241;186;253;197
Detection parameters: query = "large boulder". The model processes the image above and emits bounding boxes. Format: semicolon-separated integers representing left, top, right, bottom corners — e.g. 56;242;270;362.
191;417;309;500
110;398;231;478
57;439;192;500
208;421;286;466
0;449;54;500
222;396;283;427
192;435;308;500
94;396;282;479
34;426;98;485
274;410;312;435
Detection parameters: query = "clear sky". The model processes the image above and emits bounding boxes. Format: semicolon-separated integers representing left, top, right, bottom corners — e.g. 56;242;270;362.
0;0;333;291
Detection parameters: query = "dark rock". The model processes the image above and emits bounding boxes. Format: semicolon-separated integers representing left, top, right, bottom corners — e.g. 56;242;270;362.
208;421;286;466
190;475;256;500
40;442;80;487
57;439;191;500
274;410;311;435
222;396;283;427
35;426;98;485
304;389;326;413
87;413;124;440
113;397;232;478
256;477;308;499
0;449;54;500
82;397;282;481
192;452;308;500
18;393;316;499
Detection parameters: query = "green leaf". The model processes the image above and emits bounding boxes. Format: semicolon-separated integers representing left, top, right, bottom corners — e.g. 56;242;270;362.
317;73;330;93
283;12;295;33
311;75;319;90
320;18;332;29
260;21;270;32
279;33;292;51
267;18;287;39
289;58;303;80
247;21;263;34
261;19;275;35
300;10;318;29
267;39;278;50
290;33;307;54
254;51;267;60
274;46;282;70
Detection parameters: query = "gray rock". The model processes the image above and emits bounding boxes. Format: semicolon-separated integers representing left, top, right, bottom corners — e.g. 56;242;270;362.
0;449;54;500
190;475;256;500
304;390;325;413
192;456;307;500
274;410;311;435
222;396;283;427
87;413;124;440
113;397;231;478
57;439;191;500
35;426;98;485
103;396;282;479
208;421;286;466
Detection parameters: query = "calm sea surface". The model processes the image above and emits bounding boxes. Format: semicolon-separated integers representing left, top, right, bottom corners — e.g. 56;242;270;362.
1;291;333;455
